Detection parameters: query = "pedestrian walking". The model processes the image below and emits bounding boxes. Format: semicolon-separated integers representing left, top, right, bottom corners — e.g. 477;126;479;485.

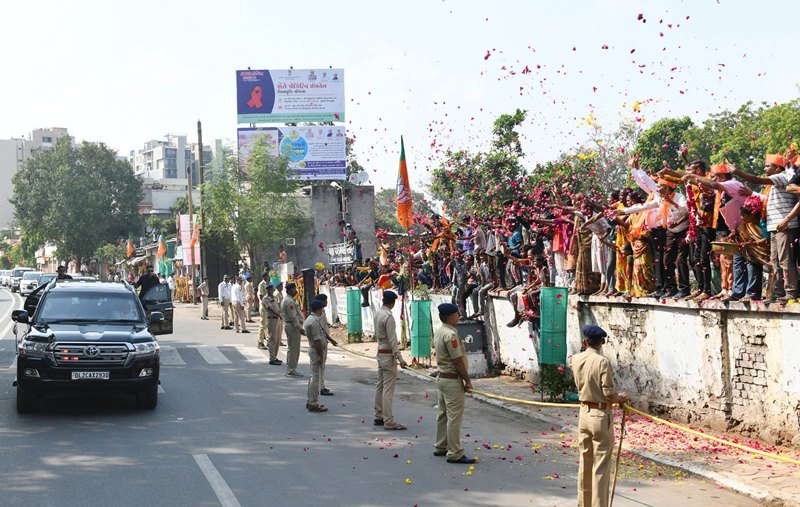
218;275;232;330
373;290;408;430
433;303;475;464
569;324;629;507
259;284;283;365
281;282;305;377
314;293;334;396
198;277;209;320
232;277;249;333
303;299;328;412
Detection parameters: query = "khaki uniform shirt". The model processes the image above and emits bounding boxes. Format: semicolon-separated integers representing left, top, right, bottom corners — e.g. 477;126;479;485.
281;295;303;328
374;306;402;362
260;295;280;319
257;280;269;299
244;281;254;300
303;313;326;346
434;323;465;375
198;281;209;296
569;347;615;404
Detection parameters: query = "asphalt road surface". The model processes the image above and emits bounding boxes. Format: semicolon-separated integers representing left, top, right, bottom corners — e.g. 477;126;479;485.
0;287;763;506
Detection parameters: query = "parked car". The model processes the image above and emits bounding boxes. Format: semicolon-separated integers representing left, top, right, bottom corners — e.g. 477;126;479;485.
10;267;34;292
19;271;44;296
36;273;58;289
0;269;10;286
12;279;171;413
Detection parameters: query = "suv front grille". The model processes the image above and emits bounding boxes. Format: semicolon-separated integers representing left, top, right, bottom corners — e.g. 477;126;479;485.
53;343;129;366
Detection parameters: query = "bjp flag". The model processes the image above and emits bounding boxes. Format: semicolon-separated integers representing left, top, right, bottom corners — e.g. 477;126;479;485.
396;136;413;230
156;235;167;260
126;236;134;258
189;223;199;248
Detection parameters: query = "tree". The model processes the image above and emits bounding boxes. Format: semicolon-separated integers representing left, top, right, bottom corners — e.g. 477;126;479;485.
429;109;528;216
203;142;311;266
634;117;695;172
374;188;427;232
10;138;144;270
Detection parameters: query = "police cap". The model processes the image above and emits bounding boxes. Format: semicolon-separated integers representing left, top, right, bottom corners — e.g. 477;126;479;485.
310;299;325;311
581;324;607;340
438;303;459;317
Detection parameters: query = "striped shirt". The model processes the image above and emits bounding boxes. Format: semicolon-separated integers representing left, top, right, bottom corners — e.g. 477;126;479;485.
766;172;800;232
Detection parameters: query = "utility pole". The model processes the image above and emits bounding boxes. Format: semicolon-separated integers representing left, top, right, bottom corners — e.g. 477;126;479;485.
187;161;196;305
197;120;206;282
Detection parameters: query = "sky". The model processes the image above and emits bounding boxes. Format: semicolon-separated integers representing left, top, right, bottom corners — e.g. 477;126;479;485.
2;0;799;194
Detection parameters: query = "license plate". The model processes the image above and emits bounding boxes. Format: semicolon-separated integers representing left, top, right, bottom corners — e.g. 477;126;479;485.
71;371;110;380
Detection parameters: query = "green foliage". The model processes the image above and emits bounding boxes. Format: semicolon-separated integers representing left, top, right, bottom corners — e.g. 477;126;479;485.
203;142;311;263
538;364;575;402
10;138;144;268
428;109;528;215
634;117;695;172
146;215;177;237
94;242;124;264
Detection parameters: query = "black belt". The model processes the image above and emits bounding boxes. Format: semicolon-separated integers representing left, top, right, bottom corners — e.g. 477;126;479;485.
581;401;609;410
438;372;460;379
377;349;393;354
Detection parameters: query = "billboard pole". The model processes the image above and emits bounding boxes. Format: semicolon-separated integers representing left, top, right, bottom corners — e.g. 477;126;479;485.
187;159;196;305
197;120;206;283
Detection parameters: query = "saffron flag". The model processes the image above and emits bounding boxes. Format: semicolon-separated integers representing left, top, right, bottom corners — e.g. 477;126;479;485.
126;236;134;258
396;136;413;230
189;223;199;248
156;235;167;260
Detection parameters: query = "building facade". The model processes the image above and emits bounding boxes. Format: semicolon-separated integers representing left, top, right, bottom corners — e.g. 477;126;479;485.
0;128;73;230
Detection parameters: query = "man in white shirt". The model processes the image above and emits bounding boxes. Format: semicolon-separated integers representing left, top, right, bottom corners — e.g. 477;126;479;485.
167;273;176;301
218;275;232;330
231;277;249;333
619;179;690;298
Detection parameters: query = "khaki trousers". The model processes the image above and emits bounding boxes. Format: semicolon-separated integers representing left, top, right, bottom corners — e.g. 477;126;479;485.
266;318;279;360
276;318;284;345
201;295;208;318
320;346;328;390
307;348;321;404
434;377;465;460
374;354;398;424
233;303;247;331
770;229;798;298
577;406;614;507
285;324;301;374
221;300;231;327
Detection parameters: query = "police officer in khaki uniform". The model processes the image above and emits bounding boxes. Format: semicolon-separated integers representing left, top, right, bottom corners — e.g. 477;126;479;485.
257;272;270;300
275;282;285;346
281;282;305;377
259;284;283;365
303;299;328;412
373;290;408;430
313;294;334;396
569;324;628;507
198;277;209;320
433;303;476;464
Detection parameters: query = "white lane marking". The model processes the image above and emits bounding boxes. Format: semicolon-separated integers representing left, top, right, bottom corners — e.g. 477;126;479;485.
158;385;165;394
191;346;231;364
234;346;268;364
159;345;186;365
9;355;17;370
192;454;242;507
0;289;22;340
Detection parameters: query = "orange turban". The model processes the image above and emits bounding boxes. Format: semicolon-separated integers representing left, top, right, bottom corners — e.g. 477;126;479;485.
765;154;787;167
710;163;729;174
657;178;677;189
793;155;800;167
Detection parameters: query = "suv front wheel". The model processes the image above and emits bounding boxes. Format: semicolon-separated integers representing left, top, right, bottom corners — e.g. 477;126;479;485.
16;385;38;413
136;385;158;409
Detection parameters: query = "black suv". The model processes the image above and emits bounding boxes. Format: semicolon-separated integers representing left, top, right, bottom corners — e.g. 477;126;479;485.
11;279;171;413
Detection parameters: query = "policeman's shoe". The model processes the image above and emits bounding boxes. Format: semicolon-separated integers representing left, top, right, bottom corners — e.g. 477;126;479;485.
269;359;283;365
320;388;334;396
373;419;384;426
285;371;304;377
433;450;447;457
257;344;267;350
446;455;476;464
241;329;251;333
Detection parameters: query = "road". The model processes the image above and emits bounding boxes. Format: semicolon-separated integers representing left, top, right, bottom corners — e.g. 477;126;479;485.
0;287;764;506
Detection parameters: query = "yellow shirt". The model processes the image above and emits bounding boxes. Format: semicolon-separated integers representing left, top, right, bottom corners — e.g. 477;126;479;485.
434;323;465;375
569;347;615;404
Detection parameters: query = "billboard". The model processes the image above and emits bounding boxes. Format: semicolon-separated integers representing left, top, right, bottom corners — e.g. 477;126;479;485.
236;69;345;124
237;127;347;181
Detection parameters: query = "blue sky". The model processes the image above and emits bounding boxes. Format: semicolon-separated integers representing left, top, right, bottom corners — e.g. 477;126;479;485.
1;0;798;192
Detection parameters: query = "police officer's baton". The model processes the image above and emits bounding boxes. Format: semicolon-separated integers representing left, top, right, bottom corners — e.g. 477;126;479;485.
609;404;628;507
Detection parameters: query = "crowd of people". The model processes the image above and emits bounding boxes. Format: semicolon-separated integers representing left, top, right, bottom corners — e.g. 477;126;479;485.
324;151;800;326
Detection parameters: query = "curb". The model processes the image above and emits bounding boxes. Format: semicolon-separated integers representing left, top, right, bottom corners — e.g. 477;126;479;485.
337;342;792;507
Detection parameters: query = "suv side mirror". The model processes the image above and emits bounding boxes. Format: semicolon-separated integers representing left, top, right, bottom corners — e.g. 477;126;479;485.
11;310;29;324
149;311;164;323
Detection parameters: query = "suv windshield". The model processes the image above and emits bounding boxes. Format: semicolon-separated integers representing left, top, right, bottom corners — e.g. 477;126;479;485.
38;291;145;323
22;272;42;281
37;274;57;285
12;268;32;277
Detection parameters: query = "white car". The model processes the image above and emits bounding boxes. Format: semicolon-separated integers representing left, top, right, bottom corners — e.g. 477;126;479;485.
11;267;35;292
0;270;9;286
19;271;44;296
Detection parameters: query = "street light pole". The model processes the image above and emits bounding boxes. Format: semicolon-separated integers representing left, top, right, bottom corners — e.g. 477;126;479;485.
187;163;196;305
197;120;206;282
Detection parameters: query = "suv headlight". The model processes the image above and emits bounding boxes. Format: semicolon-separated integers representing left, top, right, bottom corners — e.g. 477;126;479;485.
131;341;160;358
19;340;49;358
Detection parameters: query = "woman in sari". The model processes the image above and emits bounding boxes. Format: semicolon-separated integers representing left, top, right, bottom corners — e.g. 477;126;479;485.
571;201;599;295
615;191;655;297
614;189;632;295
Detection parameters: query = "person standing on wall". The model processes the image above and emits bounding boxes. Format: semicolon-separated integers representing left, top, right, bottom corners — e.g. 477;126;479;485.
433;303;476;464
373;290;408;430
570;324;629;507
281;282;305;377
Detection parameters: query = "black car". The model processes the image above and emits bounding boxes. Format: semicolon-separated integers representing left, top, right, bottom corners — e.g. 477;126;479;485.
11;279;172;413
